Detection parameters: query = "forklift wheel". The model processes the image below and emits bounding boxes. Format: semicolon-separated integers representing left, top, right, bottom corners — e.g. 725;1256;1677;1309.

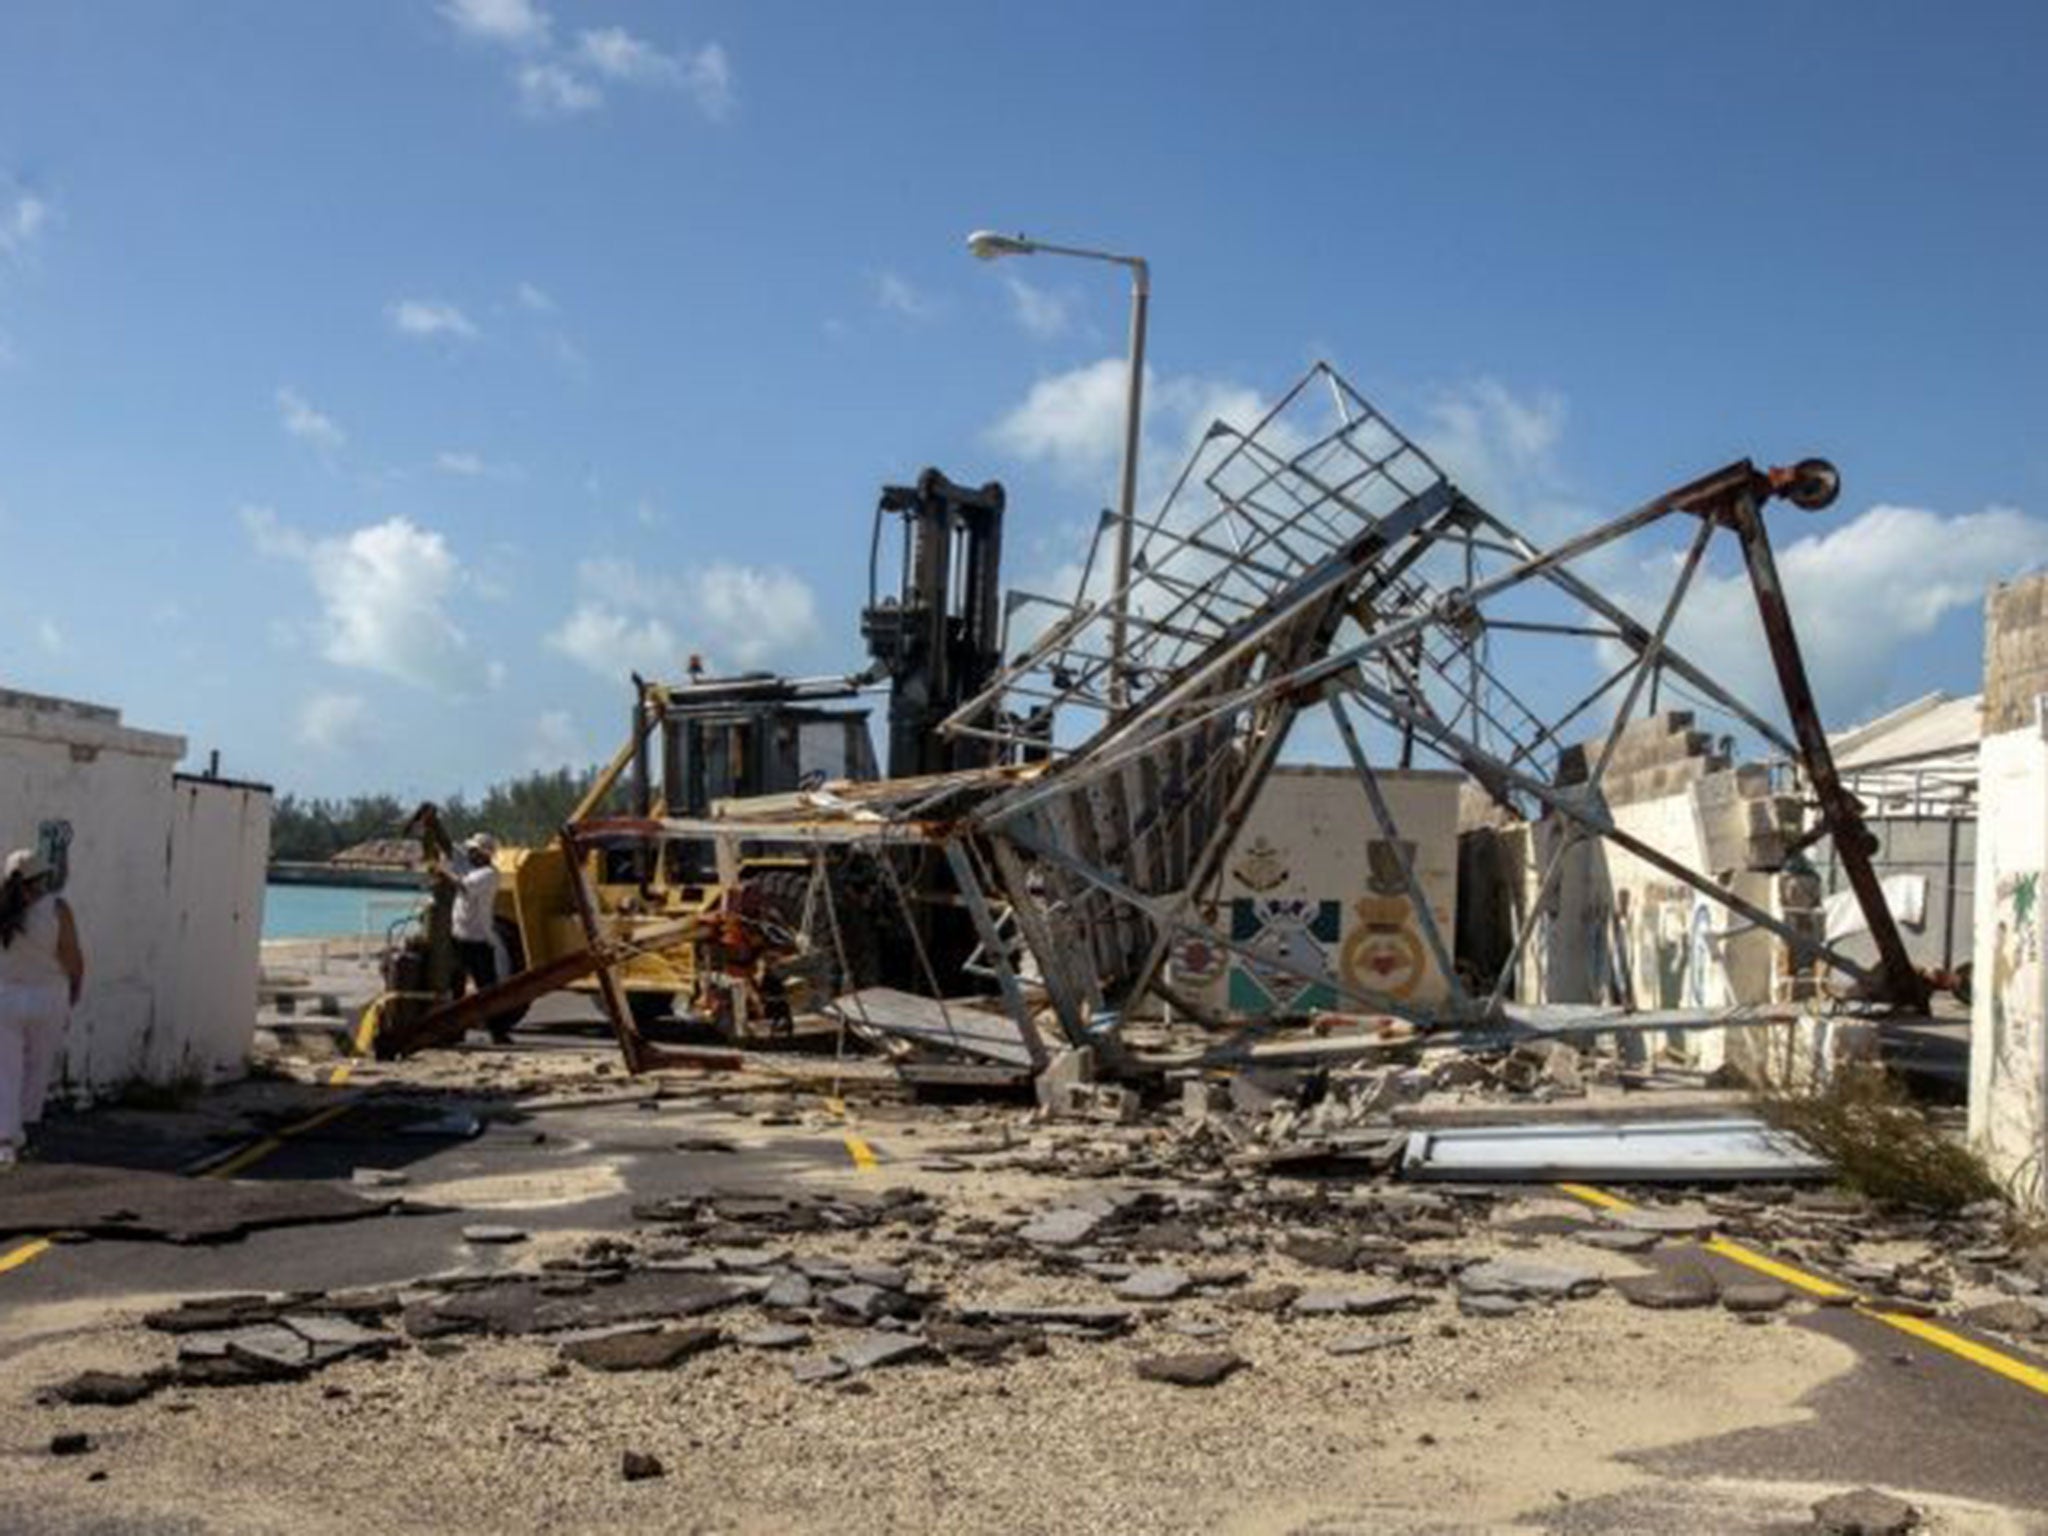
627;992;674;1030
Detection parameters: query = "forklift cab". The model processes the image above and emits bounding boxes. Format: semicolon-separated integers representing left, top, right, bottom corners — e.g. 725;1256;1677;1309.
625;684;879;887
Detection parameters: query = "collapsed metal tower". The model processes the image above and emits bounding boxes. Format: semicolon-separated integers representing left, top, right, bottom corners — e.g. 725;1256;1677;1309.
562;362;1922;1074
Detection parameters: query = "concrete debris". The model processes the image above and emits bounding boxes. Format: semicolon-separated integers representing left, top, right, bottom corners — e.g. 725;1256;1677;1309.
1324;1331;1413;1356
1134;1351;1247;1387
1289;1287;1420;1318
44;1370;161;1407
1614;1269;1720;1310
1720;1282;1793;1315
620;1450;667;1482
462;1224;528;1245
1455;1258;1603;1301
737;1325;811;1350
1114;1266;1194;1302
833;1332;936;1372
1457;1293;1525;1319
1957;1299;2048;1336
1810;1487;1920;1535
562;1326;721;1372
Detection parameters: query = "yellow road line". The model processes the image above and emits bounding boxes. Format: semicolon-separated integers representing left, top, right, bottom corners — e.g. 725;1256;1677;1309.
1555;1181;2048;1401
1555;1181;1633;1211
5;1097;363;1281
0;1238;51;1275
199;1101;356;1182
815;1093;879;1172
1876;1311;2048;1397
1704;1235;1854;1299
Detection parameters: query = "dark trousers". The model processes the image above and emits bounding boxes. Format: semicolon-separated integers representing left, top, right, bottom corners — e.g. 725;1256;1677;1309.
453;939;516;1042
454;939;499;997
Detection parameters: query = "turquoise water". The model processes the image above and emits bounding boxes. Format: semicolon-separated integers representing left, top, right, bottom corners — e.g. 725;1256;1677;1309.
263;881;424;940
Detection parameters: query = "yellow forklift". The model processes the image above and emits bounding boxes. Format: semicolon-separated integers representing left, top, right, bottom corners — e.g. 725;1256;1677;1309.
369;468;1012;1062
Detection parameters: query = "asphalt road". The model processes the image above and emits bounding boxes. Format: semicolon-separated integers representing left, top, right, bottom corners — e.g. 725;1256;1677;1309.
5;1016;2048;1528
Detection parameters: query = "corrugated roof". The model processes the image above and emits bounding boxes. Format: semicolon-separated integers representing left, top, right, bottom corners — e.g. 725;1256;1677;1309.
1830;691;1983;769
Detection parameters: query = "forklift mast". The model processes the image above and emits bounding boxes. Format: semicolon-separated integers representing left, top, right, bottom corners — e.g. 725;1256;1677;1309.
860;467;1006;780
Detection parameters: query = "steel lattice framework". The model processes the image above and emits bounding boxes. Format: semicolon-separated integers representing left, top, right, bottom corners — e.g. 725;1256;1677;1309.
935;361;1921;1060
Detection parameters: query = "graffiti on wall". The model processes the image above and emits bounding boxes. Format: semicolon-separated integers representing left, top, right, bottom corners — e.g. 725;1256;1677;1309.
1228;898;1341;1014
1990;870;2043;1081
1338;839;1430;1001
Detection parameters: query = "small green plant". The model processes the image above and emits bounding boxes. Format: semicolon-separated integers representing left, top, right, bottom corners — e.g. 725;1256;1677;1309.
1758;1064;2001;1214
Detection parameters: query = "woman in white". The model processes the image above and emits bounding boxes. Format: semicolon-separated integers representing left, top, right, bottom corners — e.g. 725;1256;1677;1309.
0;848;84;1167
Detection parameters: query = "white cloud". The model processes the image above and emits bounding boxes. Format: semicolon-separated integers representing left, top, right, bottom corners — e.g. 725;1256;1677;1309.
1607;501;2047;729
34;618;63;655
527;708;589;770
547;603;680;677
243;508;493;693
387;298;480;340
548;557;821;677
681;42;735;122
515;280;555;312
441;0;551;48
433;450;520;480
0;193;47;262
275;385;345;453
1003;275;1069;339
575;26;677;81
1415;378;1585;542
988;358;1270;491
297;692;374;753
515;61;601;116
875;271;940;320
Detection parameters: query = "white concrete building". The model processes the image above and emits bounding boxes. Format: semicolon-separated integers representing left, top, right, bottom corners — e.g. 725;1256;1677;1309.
1970;574;2048;1205
0;687;270;1101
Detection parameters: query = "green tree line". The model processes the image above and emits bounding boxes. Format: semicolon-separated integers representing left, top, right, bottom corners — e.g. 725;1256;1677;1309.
269;765;604;863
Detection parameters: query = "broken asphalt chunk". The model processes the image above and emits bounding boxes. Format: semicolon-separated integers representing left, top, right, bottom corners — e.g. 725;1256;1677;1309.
620;1450;667;1483
832;1332;937;1373
1719;1282;1792;1315
1115;1266;1194;1302
1134;1351;1246;1388
1810;1486;1920;1535
1455;1258;1603;1301
562;1326;721;1372
1614;1270;1719;1310
44;1371;161;1408
1289;1287;1419;1318
1325;1331;1412;1356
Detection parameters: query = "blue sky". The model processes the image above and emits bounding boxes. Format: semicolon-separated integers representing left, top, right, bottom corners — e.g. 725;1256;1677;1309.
1;1;2043;799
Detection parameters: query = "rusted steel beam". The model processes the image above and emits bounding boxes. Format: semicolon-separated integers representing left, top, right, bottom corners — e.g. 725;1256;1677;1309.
561;823;654;1073
1726;484;1929;1010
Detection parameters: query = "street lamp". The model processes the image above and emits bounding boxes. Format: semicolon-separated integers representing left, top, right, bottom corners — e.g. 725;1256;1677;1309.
966;228;1150;709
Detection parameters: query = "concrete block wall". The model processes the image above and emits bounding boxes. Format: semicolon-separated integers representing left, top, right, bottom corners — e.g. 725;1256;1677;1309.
1474;712;1824;1061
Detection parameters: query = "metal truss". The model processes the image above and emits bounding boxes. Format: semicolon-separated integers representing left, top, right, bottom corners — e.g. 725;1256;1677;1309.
937;361;1925;1051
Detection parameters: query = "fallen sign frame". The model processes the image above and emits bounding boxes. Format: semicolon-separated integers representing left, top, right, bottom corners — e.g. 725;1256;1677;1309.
1401;1118;1831;1184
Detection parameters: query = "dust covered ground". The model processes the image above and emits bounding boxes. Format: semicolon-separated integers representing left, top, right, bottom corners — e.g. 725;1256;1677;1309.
2;1039;2045;1535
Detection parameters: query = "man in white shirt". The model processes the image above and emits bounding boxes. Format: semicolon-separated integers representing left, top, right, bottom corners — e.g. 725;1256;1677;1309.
437;833;512;1042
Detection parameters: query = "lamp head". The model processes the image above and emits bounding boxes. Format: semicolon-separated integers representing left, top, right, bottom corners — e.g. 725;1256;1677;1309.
966;229;1035;261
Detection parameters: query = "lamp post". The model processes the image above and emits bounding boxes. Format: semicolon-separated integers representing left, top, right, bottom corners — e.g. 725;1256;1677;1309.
967;229;1149;709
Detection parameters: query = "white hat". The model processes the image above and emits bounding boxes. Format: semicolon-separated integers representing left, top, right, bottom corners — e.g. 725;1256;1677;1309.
4;848;50;883
463;833;498;860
